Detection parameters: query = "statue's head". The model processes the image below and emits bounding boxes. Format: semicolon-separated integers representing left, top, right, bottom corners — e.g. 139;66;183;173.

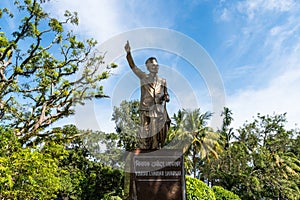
145;57;159;73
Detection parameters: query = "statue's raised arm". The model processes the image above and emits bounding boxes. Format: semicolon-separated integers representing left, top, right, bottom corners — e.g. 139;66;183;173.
124;41;145;79
124;41;137;70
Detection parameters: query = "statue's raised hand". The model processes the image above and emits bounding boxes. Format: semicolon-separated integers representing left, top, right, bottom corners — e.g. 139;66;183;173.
124;40;131;53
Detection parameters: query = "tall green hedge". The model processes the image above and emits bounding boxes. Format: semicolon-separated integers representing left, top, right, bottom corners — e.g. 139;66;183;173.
186;176;216;200
186;176;241;200
212;186;241;200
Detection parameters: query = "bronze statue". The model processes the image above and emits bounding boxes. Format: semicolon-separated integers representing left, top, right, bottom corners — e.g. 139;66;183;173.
124;41;171;149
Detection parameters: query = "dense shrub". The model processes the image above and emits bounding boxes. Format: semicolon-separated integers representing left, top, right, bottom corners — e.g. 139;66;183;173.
186;176;216;200
0;127;64;199
213;186;241;200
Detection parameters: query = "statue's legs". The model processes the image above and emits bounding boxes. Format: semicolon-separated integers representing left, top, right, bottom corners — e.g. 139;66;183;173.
140;109;170;149
150;117;159;149
140;111;151;149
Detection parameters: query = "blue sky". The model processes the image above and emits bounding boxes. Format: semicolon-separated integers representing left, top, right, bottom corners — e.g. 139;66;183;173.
3;0;300;132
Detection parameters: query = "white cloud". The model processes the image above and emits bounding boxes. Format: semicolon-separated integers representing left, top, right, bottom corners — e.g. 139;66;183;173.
226;65;256;79
237;0;296;20
45;0;124;42
219;8;231;21
228;66;300;129
46;0;181;43
265;0;295;12
227;20;300;129
215;0;300;130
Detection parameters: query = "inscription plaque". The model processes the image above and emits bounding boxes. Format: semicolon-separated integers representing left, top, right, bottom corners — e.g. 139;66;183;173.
129;149;186;200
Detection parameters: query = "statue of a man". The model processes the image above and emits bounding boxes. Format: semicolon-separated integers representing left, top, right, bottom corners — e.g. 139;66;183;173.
124;41;170;149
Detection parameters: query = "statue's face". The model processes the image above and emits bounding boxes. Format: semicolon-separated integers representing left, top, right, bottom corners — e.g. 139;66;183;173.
146;59;159;73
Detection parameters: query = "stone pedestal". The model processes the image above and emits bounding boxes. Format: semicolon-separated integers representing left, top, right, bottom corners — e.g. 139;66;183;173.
128;149;186;200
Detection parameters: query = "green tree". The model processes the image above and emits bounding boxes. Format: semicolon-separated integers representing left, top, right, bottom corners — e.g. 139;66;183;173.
219;107;234;150
199;107;234;187
0;1;123;199
205;113;300;199
112;100;140;151
0;126;67;199
82;130;123;168
168;109;222;178
0;0;115;144
59;127;124;200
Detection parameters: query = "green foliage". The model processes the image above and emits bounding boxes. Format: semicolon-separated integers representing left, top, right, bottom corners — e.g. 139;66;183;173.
60;132;124;200
186;176;216;200
0;125;125;200
168;109;222;178
112;100;140;151
80;129;123;168
186;175;241;200
212;186;241;200
203;112;300;200
102;195;122;200
0;0;114;144
219;107;234;150
0;127;66;199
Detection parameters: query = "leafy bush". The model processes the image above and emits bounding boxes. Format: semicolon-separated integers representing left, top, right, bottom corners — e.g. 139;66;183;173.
0;127;64;199
212;186;241;200
186;176;216;200
102;194;122;200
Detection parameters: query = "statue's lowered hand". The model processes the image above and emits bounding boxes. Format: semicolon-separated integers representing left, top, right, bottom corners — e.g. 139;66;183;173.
158;94;169;104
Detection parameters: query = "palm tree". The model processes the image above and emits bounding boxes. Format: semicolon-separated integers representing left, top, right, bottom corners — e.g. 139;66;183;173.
167;108;222;178
220;107;234;150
